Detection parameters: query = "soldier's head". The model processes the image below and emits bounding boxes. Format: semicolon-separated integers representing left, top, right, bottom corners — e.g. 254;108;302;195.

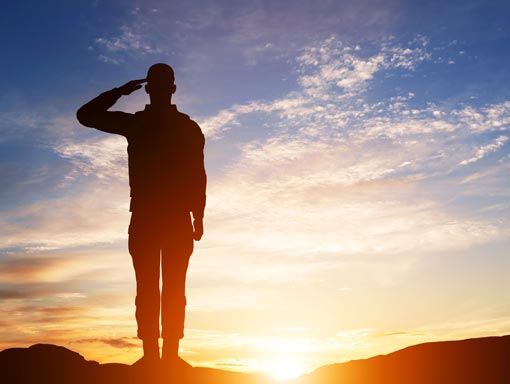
145;63;176;102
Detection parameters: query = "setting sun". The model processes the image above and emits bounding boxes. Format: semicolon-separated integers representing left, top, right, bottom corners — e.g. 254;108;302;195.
264;357;307;381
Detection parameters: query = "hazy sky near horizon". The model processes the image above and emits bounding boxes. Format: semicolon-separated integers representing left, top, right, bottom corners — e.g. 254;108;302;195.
1;0;509;380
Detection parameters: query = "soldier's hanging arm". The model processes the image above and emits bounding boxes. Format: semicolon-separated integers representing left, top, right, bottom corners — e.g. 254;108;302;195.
191;123;207;241
76;79;146;135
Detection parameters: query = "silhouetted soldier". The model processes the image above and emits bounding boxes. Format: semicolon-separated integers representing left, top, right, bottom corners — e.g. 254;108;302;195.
76;64;206;372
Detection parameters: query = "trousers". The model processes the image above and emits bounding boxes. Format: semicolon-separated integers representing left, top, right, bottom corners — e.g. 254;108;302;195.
128;209;194;341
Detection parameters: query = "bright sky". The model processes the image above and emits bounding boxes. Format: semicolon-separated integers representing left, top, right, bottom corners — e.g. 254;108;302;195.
0;0;509;381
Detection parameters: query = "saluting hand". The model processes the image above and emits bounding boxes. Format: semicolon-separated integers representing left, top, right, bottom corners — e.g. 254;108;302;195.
118;79;146;95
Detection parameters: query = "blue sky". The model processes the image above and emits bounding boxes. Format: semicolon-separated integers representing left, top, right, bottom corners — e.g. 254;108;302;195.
1;0;509;379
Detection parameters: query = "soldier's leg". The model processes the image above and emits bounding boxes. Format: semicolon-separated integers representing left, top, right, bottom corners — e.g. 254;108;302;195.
161;214;194;359
128;212;161;358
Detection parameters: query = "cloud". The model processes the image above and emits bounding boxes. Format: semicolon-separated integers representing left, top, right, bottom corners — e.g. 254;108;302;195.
296;36;430;95
95;26;159;54
0;111;81;144
75;337;138;349
1;302;88;332
0;186;130;250
173;0;400;65
0;289;32;299
459;135;509;165
97;54;122;65
198;36;433;138
55;135;128;181
93;25;162;64
0;255;68;281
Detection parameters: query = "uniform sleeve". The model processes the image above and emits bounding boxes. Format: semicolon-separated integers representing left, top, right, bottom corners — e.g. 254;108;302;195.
190;121;207;220
76;88;135;136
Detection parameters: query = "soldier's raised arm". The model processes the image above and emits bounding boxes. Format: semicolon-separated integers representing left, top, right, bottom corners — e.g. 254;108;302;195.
76;79;146;135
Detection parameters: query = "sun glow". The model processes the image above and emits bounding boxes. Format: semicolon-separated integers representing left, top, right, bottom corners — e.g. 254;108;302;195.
264;358;307;381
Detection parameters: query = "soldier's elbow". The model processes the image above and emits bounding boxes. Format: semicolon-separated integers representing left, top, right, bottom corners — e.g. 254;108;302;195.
76;107;93;128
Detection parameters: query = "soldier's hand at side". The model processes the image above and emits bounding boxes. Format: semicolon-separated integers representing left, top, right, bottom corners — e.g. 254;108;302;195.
118;79;146;95
193;218;203;241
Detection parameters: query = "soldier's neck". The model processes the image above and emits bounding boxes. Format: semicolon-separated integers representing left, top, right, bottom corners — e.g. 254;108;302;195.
149;95;173;108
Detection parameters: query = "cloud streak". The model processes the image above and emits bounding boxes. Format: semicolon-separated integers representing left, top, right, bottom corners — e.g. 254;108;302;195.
459;135;509;165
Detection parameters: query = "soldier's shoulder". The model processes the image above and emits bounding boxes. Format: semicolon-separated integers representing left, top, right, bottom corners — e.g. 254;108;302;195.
177;111;203;133
133;110;147;119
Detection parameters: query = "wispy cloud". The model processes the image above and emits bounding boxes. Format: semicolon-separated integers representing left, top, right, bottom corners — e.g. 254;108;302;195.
0;255;70;281
55;135;128;181
75;336;138;349
172;0;400;66
459;135;509;165
95;26;160;54
93;24;162;64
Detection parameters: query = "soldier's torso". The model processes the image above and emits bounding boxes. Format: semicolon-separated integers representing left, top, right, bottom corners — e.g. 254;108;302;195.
127;106;196;213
